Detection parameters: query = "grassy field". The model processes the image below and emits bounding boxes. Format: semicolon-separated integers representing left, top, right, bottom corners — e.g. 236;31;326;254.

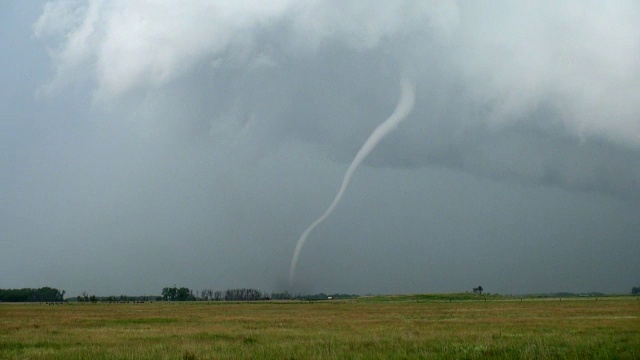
1;296;639;359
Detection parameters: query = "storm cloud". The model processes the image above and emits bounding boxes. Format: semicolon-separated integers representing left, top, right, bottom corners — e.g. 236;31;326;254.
1;1;639;296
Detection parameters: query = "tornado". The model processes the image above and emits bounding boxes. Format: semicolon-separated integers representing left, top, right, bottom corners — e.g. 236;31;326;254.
289;77;416;283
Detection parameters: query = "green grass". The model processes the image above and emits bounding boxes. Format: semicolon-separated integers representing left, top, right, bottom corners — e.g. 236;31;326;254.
1;296;639;359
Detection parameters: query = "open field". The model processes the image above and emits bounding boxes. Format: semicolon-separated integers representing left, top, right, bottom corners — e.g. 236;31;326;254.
1;296;639;359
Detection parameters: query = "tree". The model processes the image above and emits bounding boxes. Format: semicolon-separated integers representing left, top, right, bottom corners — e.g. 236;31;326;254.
162;287;179;301
176;287;192;301
224;288;262;301
0;287;65;302
473;286;484;295
632;286;640;295
161;286;195;301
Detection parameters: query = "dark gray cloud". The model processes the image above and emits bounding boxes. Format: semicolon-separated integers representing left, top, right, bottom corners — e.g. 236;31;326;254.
1;1;639;296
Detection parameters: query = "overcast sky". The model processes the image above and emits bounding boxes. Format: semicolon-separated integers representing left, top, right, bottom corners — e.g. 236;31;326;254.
2;1;639;297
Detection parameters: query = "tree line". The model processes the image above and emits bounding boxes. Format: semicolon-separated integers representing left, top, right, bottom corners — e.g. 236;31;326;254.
161;286;266;301
160;287;357;302
0;287;65;302
5;285;639;303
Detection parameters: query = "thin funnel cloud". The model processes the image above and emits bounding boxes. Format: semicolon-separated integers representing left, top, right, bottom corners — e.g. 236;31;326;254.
289;77;416;283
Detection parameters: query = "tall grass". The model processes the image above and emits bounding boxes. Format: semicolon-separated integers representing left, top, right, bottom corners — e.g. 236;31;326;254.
1;297;638;359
